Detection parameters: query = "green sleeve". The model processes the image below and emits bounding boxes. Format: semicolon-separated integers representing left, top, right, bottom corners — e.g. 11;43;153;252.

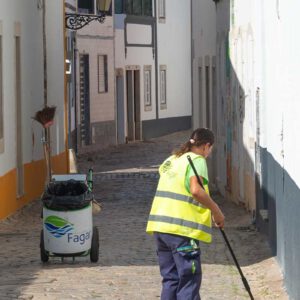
185;157;208;193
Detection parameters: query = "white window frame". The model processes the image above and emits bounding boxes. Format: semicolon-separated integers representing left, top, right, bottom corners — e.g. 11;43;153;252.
97;54;108;93
160;65;167;109
77;0;111;15
144;65;152;111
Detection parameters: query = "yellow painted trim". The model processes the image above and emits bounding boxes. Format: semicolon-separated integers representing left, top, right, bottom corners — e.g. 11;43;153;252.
0;152;67;220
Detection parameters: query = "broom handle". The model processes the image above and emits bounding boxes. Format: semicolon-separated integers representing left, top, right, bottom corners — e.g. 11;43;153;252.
43;128;52;184
187;155;254;300
46;127;52;181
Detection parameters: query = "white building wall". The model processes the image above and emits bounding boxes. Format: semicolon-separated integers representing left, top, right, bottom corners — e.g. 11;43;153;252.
77;17;115;123
0;0;65;176
278;0;300;186
114;0;192;133
217;1;300;297
115;23;156;122
216;0;300;209
191;0;216;128
46;0;66;156
216;0;257;207
157;0;192;119
191;0;217;188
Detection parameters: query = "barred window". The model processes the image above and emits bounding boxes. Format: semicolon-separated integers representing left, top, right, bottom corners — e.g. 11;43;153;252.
125;0;152;16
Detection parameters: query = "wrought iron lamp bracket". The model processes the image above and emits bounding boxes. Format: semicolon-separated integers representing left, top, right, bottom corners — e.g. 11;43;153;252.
65;12;106;30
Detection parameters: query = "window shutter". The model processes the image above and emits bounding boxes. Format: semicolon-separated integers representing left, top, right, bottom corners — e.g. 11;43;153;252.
144;69;151;106
98;55;108;93
160;69;166;104
158;0;165;18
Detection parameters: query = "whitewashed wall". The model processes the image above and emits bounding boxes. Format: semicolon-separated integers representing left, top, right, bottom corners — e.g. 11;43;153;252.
191;0;216;128
157;0;192;119
115;0;191;124
115;22;156;122
217;1;300;298
76;17;115;124
0;0;65;175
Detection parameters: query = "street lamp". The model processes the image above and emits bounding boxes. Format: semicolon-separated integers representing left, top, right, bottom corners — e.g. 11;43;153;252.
65;0;112;30
65;12;106;30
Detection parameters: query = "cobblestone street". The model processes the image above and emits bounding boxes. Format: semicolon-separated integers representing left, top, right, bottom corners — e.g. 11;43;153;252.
0;131;288;300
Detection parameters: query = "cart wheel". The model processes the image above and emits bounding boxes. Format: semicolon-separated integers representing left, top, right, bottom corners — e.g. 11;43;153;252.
90;226;99;263
40;230;49;263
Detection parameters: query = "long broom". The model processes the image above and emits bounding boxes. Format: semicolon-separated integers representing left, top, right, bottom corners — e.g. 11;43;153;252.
32;106;56;183
187;155;254;300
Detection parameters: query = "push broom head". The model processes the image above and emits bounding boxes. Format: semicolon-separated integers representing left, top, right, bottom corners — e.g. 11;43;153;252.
32;106;56;128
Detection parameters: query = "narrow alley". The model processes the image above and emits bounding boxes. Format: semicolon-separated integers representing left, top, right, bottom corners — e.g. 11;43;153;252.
0;131;287;300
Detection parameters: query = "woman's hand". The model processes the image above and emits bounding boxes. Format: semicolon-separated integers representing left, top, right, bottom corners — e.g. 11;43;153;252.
212;206;225;228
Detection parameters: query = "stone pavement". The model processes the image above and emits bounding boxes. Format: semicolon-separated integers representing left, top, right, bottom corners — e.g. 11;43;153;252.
0;130;289;300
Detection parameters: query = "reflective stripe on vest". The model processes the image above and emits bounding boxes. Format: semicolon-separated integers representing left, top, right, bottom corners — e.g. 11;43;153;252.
155;190;206;208
148;215;212;235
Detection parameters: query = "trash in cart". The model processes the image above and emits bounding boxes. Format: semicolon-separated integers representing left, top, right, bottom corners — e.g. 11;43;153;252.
40;170;100;263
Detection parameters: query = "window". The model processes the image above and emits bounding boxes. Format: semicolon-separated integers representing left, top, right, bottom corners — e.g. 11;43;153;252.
98;55;108;93
0;34;3;151
125;0;152;16
115;0;124;14
143;0;152;16
78;0;112;15
160;66;167;108
158;0;166;19
205;65;210;128
78;0;94;14
144;66;151;109
133;0;142;15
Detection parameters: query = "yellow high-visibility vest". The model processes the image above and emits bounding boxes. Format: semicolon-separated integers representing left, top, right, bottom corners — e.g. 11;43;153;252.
146;152;212;243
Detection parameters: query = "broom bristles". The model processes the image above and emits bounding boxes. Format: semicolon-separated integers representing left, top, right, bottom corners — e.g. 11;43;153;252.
32;106;56;128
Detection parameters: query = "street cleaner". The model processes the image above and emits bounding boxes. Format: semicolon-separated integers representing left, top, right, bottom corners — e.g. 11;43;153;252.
146;128;225;300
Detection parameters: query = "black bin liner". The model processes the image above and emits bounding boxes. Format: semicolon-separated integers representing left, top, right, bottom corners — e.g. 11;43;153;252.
42;180;93;211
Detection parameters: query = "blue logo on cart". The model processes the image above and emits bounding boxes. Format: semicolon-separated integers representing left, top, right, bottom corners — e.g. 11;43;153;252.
44;216;74;238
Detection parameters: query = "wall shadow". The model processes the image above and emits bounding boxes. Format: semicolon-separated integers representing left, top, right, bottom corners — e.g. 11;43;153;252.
215;1;300;299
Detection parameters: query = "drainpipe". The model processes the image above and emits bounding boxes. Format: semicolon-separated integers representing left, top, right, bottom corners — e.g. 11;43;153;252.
190;0;194;129
42;0;52;183
154;0;159;119
42;0;47;107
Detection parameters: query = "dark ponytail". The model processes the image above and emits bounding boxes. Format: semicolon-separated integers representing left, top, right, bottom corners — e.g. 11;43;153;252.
173;128;214;157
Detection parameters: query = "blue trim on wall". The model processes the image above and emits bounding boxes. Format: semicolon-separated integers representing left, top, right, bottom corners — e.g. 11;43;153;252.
114;14;126;29
258;147;300;299
142;116;191;140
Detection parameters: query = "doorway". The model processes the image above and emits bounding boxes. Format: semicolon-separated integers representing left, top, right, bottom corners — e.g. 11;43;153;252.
126;69;141;141
116;71;125;144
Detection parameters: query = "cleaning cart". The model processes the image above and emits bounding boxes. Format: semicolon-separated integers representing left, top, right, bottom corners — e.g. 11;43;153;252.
40;172;99;263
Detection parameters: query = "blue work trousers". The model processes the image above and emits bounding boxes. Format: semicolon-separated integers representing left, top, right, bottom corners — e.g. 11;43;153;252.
154;232;202;300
